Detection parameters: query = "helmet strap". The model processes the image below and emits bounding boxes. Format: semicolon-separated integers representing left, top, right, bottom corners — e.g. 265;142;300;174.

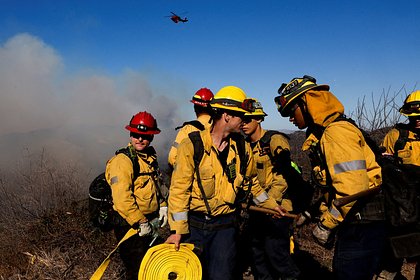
297;98;313;127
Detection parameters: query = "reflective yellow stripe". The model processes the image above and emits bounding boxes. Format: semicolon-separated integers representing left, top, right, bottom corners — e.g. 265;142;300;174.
334;160;366;174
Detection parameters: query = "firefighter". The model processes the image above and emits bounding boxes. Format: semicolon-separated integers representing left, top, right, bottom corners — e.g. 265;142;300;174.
168;87;214;169
241;98;300;279
274;75;386;280
165;86;285;280
105;111;167;280
378;90;420;280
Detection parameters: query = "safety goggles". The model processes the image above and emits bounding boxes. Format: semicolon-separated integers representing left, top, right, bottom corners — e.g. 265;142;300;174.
130;132;154;141
274;95;287;113
241;99;264;113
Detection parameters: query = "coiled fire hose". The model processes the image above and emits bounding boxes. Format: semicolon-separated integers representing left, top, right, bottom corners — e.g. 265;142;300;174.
138;243;202;280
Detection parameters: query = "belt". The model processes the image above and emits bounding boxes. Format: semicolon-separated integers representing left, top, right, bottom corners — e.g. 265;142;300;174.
189;212;237;231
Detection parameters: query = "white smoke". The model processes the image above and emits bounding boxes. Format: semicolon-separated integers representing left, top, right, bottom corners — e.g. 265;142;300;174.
0;33;188;177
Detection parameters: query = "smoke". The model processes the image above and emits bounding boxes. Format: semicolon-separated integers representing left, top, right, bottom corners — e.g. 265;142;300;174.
0;33;189;177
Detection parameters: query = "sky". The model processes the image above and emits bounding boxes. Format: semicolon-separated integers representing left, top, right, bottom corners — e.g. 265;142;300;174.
1;0;420;174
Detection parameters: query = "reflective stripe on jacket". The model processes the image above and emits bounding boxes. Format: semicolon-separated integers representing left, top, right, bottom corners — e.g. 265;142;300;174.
168;128;278;234
168;114;212;168
250;129;293;211
105;145;163;226
303;121;382;229
381;127;420;166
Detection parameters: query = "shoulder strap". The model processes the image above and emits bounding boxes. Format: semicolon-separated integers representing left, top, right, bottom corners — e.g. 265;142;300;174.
231;133;248;177
394;124;410;154
115;146;141;180
259;130;290;148
175;120;205;131
188;131;212;216
333;115;382;161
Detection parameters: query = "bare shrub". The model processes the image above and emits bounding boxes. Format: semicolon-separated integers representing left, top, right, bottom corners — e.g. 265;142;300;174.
348;85;417;145
0;148;87;229
0;149;123;279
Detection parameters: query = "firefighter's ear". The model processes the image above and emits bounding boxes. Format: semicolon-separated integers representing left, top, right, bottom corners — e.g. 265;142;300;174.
223;112;230;123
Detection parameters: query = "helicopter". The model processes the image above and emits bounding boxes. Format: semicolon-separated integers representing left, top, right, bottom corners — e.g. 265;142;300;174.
167;12;188;23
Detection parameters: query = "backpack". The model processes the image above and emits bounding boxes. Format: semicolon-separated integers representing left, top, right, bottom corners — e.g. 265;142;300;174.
334;117;420;228
188;131;248;216
89;147;143;232
259;130;314;214
383;124;420;228
380;125;420;258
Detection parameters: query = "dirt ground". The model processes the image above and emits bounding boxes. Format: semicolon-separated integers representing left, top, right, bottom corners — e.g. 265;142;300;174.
240;227;416;280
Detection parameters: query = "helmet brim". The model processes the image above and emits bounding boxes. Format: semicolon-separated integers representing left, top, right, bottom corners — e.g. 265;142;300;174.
210;103;248;113
190;100;210;107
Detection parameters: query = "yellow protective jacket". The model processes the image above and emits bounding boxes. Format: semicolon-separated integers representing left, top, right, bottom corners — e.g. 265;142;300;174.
248;129;293;211
168;128;279;234
105;144;166;226
168;114;212;168
381;125;420;166
302;90;382;229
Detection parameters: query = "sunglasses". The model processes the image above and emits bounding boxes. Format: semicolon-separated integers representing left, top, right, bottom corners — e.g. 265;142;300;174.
403;103;420;114
242;116;254;123
130;132;154;141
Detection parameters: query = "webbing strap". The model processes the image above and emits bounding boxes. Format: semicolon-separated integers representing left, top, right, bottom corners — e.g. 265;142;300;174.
188;131;212;216
394;126;409;159
89;228;137;280
175;120;205;131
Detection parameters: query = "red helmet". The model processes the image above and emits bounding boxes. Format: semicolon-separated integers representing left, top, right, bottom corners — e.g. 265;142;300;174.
190;88;214;107
125;111;161;135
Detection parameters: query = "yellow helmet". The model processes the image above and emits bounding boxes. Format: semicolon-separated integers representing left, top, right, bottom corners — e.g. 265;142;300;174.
400;90;420;117
274;75;329;117
244;98;267;116
210;86;248;113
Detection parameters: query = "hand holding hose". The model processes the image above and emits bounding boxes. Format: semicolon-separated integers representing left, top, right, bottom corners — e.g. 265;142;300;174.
165;233;182;251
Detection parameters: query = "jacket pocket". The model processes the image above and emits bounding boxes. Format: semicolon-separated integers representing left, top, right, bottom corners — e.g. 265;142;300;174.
197;166;215;199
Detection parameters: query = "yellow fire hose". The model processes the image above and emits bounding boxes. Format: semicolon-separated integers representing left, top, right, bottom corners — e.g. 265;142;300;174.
90;228;138;280
138;243;202;280
90;228;201;280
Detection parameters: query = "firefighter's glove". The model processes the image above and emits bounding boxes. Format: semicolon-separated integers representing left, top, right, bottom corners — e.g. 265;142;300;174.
159;206;168;227
138;221;152;237
295;211;311;227
312;222;331;246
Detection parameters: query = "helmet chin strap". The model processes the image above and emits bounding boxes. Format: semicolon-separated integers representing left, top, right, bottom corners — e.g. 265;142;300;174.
297;98;313;128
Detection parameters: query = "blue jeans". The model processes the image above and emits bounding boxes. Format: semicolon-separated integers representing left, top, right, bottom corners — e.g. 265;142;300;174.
187;212;237;280
333;221;386;280
249;213;300;280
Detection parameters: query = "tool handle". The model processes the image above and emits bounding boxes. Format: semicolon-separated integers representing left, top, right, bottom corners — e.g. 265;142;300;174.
333;187;381;208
